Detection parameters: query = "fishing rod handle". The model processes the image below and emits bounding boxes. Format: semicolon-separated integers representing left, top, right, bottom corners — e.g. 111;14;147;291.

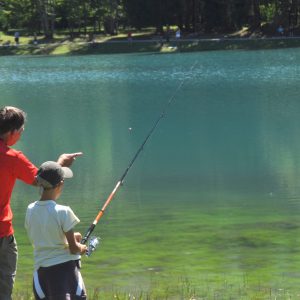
81;223;96;244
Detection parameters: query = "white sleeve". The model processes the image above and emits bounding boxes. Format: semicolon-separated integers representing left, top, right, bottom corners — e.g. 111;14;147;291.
24;203;34;230
24;208;29;230
60;206;80;233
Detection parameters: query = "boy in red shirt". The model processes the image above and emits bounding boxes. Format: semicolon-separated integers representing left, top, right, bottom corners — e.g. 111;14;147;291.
0;106;82;300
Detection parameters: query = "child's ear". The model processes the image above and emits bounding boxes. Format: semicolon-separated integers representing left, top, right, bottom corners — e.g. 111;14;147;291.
57;180;64;188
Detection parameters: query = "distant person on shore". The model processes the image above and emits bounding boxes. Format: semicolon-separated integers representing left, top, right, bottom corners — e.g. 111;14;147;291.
127;31;133;42
277;25;284;36
25;161;87;300
0;106;83;300
165;25;170;42
176;28;181;39
33;33;38;45
14;31;20;45
88;32;95;43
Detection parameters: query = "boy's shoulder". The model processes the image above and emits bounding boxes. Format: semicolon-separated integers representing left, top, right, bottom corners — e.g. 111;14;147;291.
26;201;71;211
54;203;75;217
55;203;71;211
27;201;38;209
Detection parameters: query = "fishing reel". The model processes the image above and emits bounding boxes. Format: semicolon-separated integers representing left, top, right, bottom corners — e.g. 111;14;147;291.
86;236;101;257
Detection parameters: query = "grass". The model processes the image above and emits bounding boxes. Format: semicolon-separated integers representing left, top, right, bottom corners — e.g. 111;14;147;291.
2;29;300;56
12;276;299;299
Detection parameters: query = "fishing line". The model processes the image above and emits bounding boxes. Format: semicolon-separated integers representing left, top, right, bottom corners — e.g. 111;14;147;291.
82;60;198;248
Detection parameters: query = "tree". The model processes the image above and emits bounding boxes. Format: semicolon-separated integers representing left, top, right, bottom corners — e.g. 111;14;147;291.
248;0;261;29
34;0;56;38
0;0;298;38
0;0;37;32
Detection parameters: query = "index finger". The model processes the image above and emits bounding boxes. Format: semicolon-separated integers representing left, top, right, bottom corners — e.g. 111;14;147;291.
70;152;83;157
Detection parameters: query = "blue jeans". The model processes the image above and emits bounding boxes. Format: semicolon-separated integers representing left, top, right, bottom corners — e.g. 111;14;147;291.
0;235;17;300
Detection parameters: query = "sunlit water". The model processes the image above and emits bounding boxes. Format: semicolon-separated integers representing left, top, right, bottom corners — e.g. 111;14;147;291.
2;49;300;297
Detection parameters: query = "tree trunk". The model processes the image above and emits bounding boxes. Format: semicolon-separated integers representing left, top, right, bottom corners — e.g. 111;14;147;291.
36;0;54;39
224;1;234;31
83;1;88;35
184;0;193;32
290;0;298;25
248;0;261;30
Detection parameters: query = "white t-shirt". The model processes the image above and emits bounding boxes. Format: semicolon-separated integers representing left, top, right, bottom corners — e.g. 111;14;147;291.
25;200;81;270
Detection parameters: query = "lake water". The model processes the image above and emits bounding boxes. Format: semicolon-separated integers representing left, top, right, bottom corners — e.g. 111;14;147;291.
1;49;300;298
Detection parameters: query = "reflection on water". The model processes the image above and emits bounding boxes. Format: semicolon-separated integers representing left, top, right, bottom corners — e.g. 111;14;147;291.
2;49;300;296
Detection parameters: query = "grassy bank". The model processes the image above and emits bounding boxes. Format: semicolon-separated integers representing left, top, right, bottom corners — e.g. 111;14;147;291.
2;35;300;56
12;278;298;300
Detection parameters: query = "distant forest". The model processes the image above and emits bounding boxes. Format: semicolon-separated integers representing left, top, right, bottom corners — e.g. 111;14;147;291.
0;0;299;38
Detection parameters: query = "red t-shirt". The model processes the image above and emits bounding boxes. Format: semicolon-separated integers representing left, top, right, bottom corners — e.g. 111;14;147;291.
0;139;38;237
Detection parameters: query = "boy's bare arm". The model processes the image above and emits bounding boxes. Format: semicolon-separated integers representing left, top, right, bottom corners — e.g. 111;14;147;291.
65;229;87;255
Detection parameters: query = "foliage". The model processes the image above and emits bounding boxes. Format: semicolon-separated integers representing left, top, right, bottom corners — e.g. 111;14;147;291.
260;3;276;23
0;0;300;37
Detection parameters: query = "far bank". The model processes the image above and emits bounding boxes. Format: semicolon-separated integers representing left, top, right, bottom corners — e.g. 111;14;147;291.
1;37;300;56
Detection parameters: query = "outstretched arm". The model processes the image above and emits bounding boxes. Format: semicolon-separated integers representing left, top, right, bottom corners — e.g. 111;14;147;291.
57;152;83;167
31;152;83;186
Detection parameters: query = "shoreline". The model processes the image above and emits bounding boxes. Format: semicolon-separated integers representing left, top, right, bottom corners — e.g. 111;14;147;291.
1;36;300;56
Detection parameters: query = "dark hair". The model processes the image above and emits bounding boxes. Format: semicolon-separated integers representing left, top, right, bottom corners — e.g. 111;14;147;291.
0;106;26;135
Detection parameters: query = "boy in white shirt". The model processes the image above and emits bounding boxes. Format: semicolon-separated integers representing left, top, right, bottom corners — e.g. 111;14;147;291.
25;161;87;300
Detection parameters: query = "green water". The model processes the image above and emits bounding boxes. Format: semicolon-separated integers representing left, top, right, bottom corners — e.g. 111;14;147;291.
2;49;300;298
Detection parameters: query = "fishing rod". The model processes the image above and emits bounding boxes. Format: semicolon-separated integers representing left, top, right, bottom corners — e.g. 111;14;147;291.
82;61;197;254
